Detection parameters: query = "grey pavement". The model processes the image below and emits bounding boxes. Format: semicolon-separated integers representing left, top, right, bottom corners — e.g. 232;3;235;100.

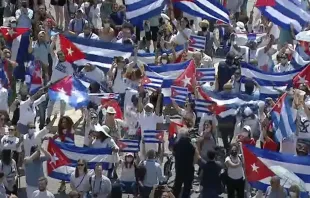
15;0;256;197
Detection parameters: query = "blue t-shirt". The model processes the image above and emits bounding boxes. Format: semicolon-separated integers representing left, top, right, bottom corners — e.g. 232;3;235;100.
25;156;48;187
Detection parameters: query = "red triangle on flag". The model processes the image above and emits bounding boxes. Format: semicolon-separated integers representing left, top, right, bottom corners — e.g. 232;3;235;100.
293;65;310;88
171;87;178;97
49;76;73;96
59;34;86;63
117;140;128;150
0;27;29;42
156;131;164;142
242;145;275;182
196;71;204;80
256;0;276;7
174;60;196;92
47;139;71;175
141;76;152;85
207;103;227;115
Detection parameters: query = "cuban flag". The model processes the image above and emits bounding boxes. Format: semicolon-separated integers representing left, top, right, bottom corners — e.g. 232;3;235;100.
125;0;165;25
143;130;164;143
172;0;230;24
0;62;9;88
243;145;310;197
291;44;310;69
234;33;266;46
117;139;140;153
240;62;303;99
189;34;206;51
197;87;261;117
171;86;190;106
256;0;310;33
57;34;133;72
25;60;43;94
270;93;296;141
48;75;89;109
196;67;216;84
47;139;115;181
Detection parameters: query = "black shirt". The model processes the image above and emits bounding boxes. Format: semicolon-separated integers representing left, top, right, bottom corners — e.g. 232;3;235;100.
198;159;222;193
217;62;237;92
173;137;195;172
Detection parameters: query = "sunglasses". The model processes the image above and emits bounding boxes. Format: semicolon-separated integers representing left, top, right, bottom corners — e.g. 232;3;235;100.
29;126;36;129
78;164;85;167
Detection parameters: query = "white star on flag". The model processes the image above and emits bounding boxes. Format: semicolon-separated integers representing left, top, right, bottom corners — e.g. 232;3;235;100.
50;153;59;165
182;75;191;87
298;76;308;84
67;47;74;56
33;70;41;78
57;88;67;94
6;28;15;37
251;163;259;173
72;89;85;103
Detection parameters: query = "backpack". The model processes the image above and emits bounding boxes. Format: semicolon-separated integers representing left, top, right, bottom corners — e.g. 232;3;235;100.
71;19;86;32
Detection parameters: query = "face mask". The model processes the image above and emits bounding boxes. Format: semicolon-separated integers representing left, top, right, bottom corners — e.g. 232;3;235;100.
289;192;297;197
161;59;168;64
104;23;110;28
29;129;35;134
21;3;27;8
231;151;238;157
84;2;90;7
11;23;16;28
145;111;152;116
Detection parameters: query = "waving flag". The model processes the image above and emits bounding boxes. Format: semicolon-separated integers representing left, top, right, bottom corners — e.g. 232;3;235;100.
240;62;303;99
49;75;89;108
58;34;133;72
196;67;216;84
256;0;310;32
47;139;115;181
291;44;310;69
189;34;206;50
172;0;230;24
271;93;296;141
117;139;140;153
174;60;196;92
143;130;164;143
244;145;310;196
101;99;123;119
125;0;165;25
171;86;189;106
0;27;29;43
234;33;266;46
0;65;9;88
25;60;43;94
293;65;310;87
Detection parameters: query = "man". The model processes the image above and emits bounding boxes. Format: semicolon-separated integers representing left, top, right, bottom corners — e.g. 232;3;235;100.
15;0;33;28
141;150;166;198
197;150;222;198
32;177;55;198
173;128;195;198
273;53;294;73
68;9;88;35
25;146;52;197
116;22;135;44
265;176;288;198
78;23;99;40
81;63;106;85
88;163;112;197
197;20;215;58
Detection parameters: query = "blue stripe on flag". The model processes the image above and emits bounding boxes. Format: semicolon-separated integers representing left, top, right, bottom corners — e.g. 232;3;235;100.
143;130;162;143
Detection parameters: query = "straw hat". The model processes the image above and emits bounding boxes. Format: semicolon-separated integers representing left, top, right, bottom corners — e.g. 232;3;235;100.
199;20;209;28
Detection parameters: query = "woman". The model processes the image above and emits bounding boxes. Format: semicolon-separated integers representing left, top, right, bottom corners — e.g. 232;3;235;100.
51;0;66;29
288;184;300;198
0;112;8;138
119;153;136;194
88;0;101;33
104;107;127;142
197;120;216;161
99;18;115;42
0;126;20;165
70;159;90;197
224;144;244;198
171;98;196;126
65;0;78;29
0;150;17;195
167;17;192;46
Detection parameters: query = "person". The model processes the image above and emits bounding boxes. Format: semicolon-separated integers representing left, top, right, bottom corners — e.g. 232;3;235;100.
197;20;215;58
273;53;294;73
50;0;65;29
99;18;115;42
104;106;126;141
265;176;288;198
288;184;300;198
70;159;90;197
172;128;195;198
15;0;33;28
197;120;216;161
0;149;17;195
140;150;166;198
24;145;52;197
168;17;192;45
171;99;196;126
0;173;6;197
0;126;20;160
196;150;222;198
78;23;100;40
54;116;77;144
68;9;88;35
88;163;112;197
81;63;106;85
225;144;244;198
119;153;136;194
32;177;55;198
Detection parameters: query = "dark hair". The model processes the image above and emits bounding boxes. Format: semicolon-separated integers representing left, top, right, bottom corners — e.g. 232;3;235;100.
153;185;173;198
122;22;134;34
89;82;101;93
1;150;11;165
0;172;4;178
57;116;74;136
110;183;122;198
230;143;239;154
244;80;255;95
207;150;216;160
124;155;135;168
182;17;190;28
75;159;88;178
30;145;38;155
69;190;80;198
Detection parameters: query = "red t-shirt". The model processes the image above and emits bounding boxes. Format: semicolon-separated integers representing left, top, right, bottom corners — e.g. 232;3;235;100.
263;137;278;151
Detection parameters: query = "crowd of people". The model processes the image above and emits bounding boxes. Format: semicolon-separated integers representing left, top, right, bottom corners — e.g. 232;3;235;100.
0;0;308;197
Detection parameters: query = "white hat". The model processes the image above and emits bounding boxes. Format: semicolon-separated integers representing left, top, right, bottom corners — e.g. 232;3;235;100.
244;107;253;116
236;21;246;31
243;125;251;133
106;106;116;114
93;124;110;137
145;103;154;109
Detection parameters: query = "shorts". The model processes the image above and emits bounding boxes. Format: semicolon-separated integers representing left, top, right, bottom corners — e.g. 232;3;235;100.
145;26;159;41
51;0;66;6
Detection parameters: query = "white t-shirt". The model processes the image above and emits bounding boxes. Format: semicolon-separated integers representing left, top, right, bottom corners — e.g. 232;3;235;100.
81;67;105;83
23;128;49;157
119;163;136;182
112;70;127;93
50;59;74;83
91;138;118;149
256;46;277;72
273;63;294;73
70;172;90;193
18;94;47;125
225;156;244;180
269;23;280;40
0;135;20;152
280;134;297;155
0;87;8;112
171;28;192;45
32;190;55;198
78;32;100;40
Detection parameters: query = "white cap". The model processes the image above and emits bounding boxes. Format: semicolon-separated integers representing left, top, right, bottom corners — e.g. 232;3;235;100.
145;103;154;109
244;107;253;116
243;125;251;133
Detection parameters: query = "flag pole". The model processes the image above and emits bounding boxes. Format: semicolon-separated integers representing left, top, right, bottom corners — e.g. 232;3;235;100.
239;142;250;198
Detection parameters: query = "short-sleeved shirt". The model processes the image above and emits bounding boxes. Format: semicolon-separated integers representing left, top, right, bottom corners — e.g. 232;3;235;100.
25;156;48;187
32;41;51;65
32;190;55;198
265;186;287;198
